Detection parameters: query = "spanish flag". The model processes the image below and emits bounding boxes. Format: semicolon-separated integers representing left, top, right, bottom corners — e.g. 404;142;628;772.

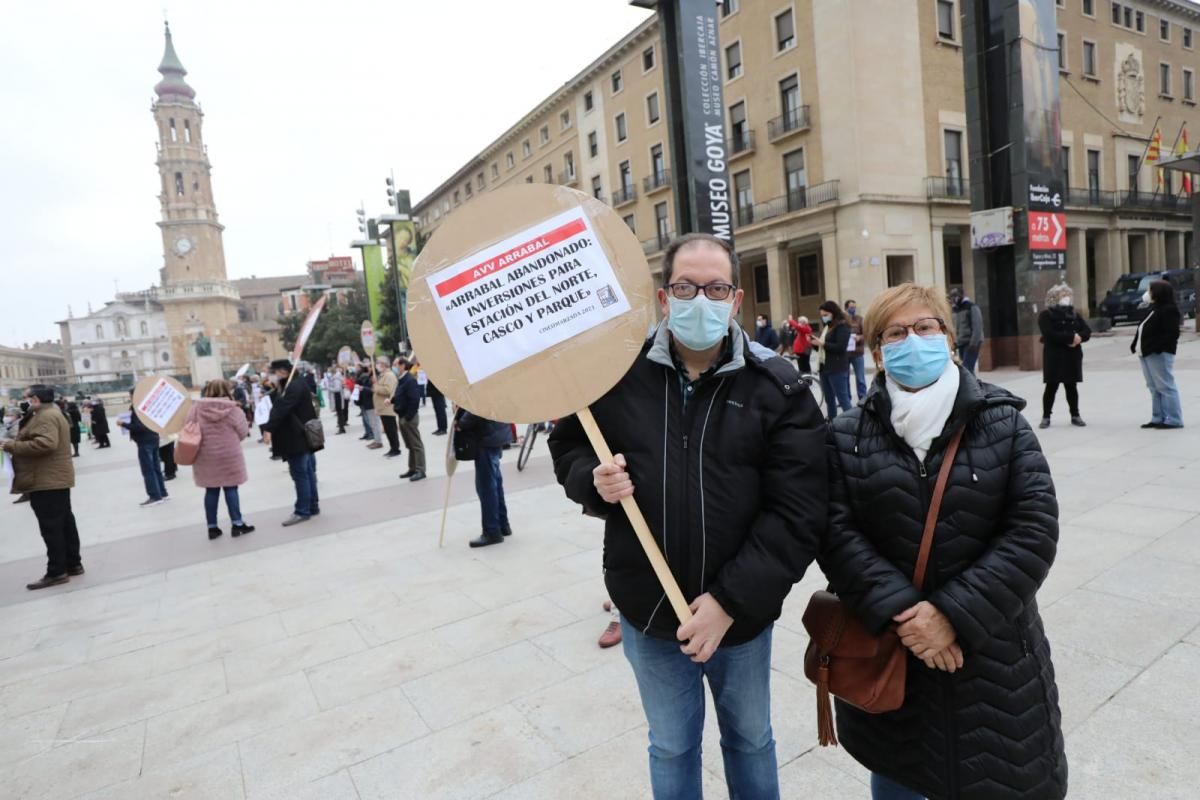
1149;126;1164;188
1177;127;1192;195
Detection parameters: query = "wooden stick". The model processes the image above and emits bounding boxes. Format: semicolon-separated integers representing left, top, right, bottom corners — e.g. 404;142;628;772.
577;406;693;624
438;472;454;548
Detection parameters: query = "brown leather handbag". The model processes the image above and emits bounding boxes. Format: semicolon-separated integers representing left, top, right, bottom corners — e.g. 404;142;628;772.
802;427;964;746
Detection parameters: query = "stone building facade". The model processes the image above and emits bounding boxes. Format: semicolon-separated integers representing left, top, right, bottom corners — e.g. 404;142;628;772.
0;343;66;397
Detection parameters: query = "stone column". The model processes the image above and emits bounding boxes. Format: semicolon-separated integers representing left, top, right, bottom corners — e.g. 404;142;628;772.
929;224;947;290
1093;228;1121;299
1119;229;1131;274
1171;230;1186;268
959;226;975;294
821;233;840;301
1065;227;1089;317
1151;230;1166;269
765;243;793;324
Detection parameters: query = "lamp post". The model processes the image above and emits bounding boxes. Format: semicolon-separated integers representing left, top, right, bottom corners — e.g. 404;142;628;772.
382;169;410;350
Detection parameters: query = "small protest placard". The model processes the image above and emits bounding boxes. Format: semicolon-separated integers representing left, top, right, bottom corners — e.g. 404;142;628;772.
131;375;192;435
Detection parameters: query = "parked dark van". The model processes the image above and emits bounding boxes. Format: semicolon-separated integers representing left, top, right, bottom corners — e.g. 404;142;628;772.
1098;268;1197;324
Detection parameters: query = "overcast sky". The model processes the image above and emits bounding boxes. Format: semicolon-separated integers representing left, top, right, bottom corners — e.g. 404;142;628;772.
0;0;652;346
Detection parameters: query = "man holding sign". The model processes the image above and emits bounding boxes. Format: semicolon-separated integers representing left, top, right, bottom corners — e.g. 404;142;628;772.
549;234;827;799
262;359;322;526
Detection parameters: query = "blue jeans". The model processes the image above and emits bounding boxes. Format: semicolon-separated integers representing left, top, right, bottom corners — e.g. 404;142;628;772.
474;446;509;534
621;618;778;800
821;369;853;420
286;452;319;518
1140;353;1184;427
137;440;166;500
849;354;868;401
957;344;979;374
204;487;244;527
871;773;924;799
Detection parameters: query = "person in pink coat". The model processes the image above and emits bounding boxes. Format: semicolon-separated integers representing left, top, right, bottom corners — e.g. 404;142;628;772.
186;380;255;540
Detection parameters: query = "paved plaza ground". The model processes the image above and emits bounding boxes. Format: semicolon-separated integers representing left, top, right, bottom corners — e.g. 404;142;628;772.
1;327;1198;799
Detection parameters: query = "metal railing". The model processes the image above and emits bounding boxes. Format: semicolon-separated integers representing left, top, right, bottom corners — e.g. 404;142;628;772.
729;130;756;156
1119;190;1192;213
925;176;969;199
611;185;638;207
643;170;672;193
1065;187;1116;207
641;230;673;254
748;179;839;223
767;106;811;141
736;205;755;227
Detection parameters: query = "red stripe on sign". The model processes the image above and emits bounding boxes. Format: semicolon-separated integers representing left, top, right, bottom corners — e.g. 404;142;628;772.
434;217;587;298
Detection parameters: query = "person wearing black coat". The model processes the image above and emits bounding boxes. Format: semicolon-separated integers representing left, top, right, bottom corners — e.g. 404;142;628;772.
119;394;168;505
65;401;82;457
455;408;512;547
821;284;1065;800
89;399;110;448
812;299;854;420
262;360;321;525
1037;283;1091;428
1132;278;1184;429
391;357;426;481
754;315;780;351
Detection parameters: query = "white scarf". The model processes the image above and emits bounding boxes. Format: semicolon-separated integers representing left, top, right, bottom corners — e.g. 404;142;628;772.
886;361;960;463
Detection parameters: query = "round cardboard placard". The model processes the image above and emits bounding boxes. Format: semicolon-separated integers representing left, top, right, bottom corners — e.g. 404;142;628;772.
130;374;193;436
407;184;656;424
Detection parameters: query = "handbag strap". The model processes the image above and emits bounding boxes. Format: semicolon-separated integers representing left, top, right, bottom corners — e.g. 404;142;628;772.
911;426;965;591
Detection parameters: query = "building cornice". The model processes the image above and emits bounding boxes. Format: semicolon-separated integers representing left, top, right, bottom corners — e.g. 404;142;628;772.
1145;0;1200;22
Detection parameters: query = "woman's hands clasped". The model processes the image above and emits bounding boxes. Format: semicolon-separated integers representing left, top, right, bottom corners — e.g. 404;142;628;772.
894;601;964;673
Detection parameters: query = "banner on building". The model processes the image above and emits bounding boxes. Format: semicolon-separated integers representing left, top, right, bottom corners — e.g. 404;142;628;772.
361;244;386;326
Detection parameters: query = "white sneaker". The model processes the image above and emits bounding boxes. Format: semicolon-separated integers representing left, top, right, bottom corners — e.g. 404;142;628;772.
140;498;164;507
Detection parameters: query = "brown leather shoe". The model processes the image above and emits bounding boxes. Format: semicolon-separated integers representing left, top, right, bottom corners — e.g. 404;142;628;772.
27;574;69;591
598;620;622;649
366;442;383;450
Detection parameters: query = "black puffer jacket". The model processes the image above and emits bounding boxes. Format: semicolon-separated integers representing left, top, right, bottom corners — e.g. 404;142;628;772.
820;368;1066;800
550;323;827;646
1039;306;1090;384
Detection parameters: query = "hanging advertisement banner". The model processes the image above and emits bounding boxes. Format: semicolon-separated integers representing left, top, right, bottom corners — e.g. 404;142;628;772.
361;244;386;327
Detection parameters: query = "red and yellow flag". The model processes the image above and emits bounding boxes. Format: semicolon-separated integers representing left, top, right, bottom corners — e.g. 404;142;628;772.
1177;127;1192;195
1147;126;1162;162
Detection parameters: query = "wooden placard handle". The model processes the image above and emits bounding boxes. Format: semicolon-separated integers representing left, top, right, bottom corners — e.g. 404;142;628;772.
577;406;693;625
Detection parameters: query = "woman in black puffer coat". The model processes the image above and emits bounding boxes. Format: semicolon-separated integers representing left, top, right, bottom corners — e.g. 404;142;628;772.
1037;283;1091;429
820;284;1066;800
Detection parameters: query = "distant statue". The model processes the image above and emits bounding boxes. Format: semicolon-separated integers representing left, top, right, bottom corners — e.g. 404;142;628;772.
193;333;212;357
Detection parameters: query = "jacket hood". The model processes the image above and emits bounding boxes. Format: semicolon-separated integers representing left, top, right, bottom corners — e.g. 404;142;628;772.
194;397;242;423
645;321;800;396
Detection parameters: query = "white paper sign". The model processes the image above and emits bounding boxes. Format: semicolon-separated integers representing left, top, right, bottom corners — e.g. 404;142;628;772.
426;208;631;384
137;378;187;429
254;396;273;426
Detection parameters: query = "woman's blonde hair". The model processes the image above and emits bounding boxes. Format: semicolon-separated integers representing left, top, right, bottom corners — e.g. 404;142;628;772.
862;283;956;351
202;379;233;399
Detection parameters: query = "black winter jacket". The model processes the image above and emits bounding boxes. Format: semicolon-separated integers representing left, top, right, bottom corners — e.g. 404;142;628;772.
457;410;511;449
356;373;374;410
391;372;422;420
819;322;851;374
263;378;318;459
1133;303;1181;356
125;407;159;446
1038;307;1090;384
821;369;1066;800
549;323;827;646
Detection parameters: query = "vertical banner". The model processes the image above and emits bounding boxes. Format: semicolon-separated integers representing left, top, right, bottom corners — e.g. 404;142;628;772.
393;216;418;345
291;294;328;365
659;0;734;245
362;244;386;327
1018;0;1066;272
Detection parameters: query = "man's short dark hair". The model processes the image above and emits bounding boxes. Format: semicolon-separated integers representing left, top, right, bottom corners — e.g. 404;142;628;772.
27;384;55;403
662;233;740;289
844;299;857;308
269;358;293;372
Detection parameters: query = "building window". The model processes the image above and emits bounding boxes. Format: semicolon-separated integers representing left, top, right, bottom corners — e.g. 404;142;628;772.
754;264;771;302
623;213;636;233
1082;0;1094;17
734;169;753;225
175;172;185;196
506;152;515;169
161;352;170;363
477;172;485;190
1160;19;1170;42
169;118;177;142
721;0;739;17
615;112;628;143
544;165;553;182
647;92;660;125
1185;27;1193;49
937;0;956;40
1057;32;1067;70
522;139;532;158
730;101;748;147
453;190;460;205
584;90;594;112
944;130;964;195
464;182;472;197
1160;62;1172;96
1056;0;1064;7
611;69;623;94
588;131;599;158
561;110;571;130
525;175;534;184
140;321;149;336
1184;69;1195;102
1062;145;1071;190
95;325;104;340
539;126;549;145
1082;40;1097;76
1111;2;1121;25
1127;153;1141;193
184;120;191;143
82;358;91;370
643;46;656;72
1135;10;1144;33
619;160;633;192
775;8;796;51
491;163;499;179
726;41;742;81
655;202;670;243
592;175;603;200
783;149;807;210
650;143;665;179
564;151;575;178
797;254;821;296
780;74;801;122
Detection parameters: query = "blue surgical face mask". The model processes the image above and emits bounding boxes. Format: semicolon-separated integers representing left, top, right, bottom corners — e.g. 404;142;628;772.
667;294;732;351
882;333;951;389
391;367;400;376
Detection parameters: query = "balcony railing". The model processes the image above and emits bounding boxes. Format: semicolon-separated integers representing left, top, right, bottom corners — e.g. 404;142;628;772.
736;204;755;227
1119;190;1192;213
558;169;578;186
767;106;811;141
642;230;673;254
612;185;638;207
643;170;672;194
748;179;839;223
1065;187;1116;207
729;130;756;158
925;176;969;200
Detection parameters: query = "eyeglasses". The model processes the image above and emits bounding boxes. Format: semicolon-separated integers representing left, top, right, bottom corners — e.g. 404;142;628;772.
879;317;945;345
666;282;735;301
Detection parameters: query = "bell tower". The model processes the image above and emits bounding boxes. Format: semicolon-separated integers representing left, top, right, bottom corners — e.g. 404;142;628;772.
150;22;261;375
